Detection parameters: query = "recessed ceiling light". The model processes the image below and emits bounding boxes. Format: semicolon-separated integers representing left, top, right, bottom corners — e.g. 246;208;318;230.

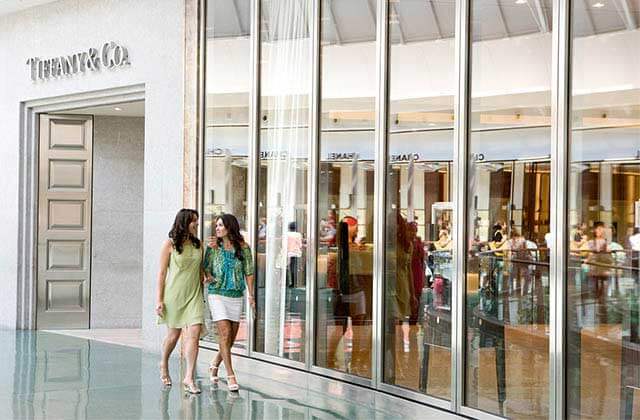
114;107;122;111
592;2;605;7
516;0;527;4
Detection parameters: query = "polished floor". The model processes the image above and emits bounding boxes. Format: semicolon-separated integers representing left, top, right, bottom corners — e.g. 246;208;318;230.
0;330;463;419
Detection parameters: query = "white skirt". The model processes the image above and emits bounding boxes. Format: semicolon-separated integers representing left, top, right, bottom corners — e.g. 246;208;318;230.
208;294;244;322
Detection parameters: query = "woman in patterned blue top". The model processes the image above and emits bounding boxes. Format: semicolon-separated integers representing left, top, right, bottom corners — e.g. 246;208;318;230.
203;214;254;392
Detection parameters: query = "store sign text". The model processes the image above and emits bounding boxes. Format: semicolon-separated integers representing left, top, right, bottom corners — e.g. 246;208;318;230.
390;153;420;162
327;152;356;160
26;41;130;82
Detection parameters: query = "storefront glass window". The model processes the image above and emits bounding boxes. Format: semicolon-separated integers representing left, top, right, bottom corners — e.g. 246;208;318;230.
567;2;640;417
254;0;311;362
383;0;456;399
315;0;377;379
465;0;553;417
202;0;252;348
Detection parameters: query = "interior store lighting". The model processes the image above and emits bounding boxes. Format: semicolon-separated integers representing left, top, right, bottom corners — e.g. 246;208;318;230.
397;112;454;123
328;111;374;121
582;116;640;127
516;0;528;4
592;2;605;8
114;107;122;111
479;113;551;125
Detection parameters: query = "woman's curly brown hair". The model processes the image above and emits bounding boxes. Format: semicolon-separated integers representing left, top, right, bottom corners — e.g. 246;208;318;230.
169;209;201;254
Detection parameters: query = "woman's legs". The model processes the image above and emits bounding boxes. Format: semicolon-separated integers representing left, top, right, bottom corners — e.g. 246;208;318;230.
229;321;240;346
216;320;238;386
161;327;182;379
183;324;202;386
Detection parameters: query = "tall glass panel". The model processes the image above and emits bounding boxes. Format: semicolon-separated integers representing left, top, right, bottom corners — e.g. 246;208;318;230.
567;1;640;417
202;0;252;348
315;0;376;378
383;0;456;400
255;0;311;362
465;0;553;417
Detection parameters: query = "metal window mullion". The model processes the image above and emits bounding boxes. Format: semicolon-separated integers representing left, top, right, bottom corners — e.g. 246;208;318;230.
247;0;261;357
550;0;571;418
373;0;389;390
452;0;471;412
198;0;206;230
306;0;321;370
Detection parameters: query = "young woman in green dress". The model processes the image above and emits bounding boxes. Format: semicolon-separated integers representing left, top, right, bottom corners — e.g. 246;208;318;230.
156;209;206;394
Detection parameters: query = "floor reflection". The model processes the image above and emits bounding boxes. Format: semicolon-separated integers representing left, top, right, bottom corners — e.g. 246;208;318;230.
0;330;414;420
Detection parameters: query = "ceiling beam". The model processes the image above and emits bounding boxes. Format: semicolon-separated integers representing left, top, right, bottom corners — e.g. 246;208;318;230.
613;0;637;30
426;0;444;39
527;0;550;33
496;1;510;37
581;0;597;35
327;1;342;45
229;0;244;35
366;0;376;28
390;2;406;44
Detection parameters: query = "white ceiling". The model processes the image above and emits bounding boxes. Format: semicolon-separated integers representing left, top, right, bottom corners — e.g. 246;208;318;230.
65;101;145;117
0;0;58;17
210;0;640;42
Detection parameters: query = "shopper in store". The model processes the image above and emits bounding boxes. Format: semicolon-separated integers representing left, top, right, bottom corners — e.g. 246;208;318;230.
203;214;255;392
581;221;613;323
156;208;206;394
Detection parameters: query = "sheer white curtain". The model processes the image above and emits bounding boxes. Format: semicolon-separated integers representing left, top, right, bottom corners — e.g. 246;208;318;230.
260;0;310;357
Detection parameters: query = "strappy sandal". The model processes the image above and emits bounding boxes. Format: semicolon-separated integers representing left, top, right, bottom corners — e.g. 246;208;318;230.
183;380;201;394
227;375;239;392
209;364;219;384
159;363;172;387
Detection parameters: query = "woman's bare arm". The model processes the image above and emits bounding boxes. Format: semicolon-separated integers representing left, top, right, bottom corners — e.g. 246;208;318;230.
155;239;173;315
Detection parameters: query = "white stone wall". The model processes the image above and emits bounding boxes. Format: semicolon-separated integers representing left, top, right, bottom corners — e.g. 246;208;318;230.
0;0;185;349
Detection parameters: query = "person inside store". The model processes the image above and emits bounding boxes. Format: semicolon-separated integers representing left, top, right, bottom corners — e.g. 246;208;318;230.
434;228;452;250
580;221;614;323
287;221;303;287
501;228;533;296
203;214;255;392
319;209;337;246
156;209;206;394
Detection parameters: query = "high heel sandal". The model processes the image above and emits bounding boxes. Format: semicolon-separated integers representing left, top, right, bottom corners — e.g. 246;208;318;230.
226;375;239;392
183;380;201;394
209;365;219;384
159;363;172;387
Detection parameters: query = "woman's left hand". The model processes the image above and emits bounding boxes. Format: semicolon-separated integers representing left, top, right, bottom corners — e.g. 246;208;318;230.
248;295;256;314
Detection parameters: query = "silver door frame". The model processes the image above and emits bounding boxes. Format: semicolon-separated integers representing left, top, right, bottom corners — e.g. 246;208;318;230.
17;84;145;330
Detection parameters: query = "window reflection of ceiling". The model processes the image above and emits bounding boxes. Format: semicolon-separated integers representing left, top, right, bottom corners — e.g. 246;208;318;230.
207;0;640;42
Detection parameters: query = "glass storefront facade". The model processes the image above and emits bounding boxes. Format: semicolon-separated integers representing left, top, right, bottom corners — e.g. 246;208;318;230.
200;0;640;418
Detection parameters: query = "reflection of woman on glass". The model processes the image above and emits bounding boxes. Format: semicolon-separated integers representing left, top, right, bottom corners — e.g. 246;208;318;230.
408;222;425;321
395;213;414;352
204;214;255;392
156;209;205;394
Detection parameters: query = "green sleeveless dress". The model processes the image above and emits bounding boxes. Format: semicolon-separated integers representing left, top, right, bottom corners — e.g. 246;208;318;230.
158;243;205;328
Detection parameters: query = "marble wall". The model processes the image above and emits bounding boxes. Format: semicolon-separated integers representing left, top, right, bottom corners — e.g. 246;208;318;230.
91;115;144;328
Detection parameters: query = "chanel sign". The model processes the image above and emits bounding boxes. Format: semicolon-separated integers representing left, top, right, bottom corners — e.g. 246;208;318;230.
26;41;130;82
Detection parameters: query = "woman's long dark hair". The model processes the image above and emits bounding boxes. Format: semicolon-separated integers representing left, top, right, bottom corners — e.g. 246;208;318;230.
216;214;245;261
169;209;201;254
